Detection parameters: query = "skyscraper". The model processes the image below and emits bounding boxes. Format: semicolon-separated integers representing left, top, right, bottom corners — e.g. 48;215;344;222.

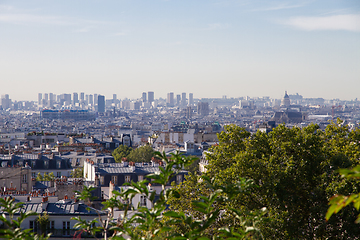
176;94;181;105
113;94;117;104
197;102;209;116
73;92;78;105
94;94;98;105
142;92;147;102
89;94;93;105
167;92;174;107
148;91;154;103
181;92;187;107
80;92;85;102
189;93;194;106
49;93;54;108
38;93;42;105
98;95;105;113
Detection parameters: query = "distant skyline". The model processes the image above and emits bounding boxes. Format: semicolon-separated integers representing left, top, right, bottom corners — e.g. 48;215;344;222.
1;0;359;101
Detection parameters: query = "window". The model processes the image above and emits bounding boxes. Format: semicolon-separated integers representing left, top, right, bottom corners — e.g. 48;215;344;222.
63;221;70;235
30;220;38;232
176;175;182;184
76;158;80;166
106;143;110;148
44;161;49;169
57;172;61;178
57;160;61;169
22;174;27;183
125;175;131;183
31;172;36;178
100;176;104;185
115;143;119;148
140;195;146;207
111;175;118;185
138;175;143;182
50;221;54;231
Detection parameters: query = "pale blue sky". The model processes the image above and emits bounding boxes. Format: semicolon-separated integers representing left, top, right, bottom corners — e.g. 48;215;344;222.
0;0;359;101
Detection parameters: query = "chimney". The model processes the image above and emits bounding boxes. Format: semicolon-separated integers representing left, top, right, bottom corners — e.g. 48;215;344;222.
73;197;79;211
41;196;48;211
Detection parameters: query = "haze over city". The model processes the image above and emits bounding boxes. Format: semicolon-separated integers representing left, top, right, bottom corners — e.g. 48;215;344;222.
1;0;359;101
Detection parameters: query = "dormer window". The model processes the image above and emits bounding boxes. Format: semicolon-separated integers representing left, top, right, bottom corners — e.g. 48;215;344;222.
125;175;131;183
176;175;182;184
57;160;61;169
44;160;49;169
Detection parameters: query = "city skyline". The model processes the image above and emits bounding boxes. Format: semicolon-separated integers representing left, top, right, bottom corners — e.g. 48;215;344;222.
1;0;359;101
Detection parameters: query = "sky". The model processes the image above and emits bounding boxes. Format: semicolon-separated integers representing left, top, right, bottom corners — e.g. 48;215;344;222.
0;0;359;101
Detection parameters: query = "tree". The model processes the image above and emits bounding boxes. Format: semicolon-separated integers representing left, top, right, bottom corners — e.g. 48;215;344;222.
71;168;84;178
72;151;264;240
112;145;133;162
0;197;50;240
202;121;360;239
36;173;43;181
37;212;50;236
127;145;154;162
326;164;360;222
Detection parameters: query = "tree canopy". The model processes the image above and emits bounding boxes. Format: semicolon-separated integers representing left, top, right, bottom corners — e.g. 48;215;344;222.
127;145;154;163
170;121;360;239
112;145;133;162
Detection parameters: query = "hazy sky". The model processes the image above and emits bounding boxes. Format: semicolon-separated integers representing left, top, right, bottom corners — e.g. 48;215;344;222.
0;0;359;101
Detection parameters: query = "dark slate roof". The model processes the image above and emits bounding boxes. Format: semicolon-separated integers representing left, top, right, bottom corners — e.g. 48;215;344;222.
96;163;187;175
2;202;106;216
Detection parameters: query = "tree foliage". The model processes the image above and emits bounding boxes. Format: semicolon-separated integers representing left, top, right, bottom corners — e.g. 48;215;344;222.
203;121;360;239
71;167;84;178
72;151;264;239
127;145;154;163
112;145;133;162
0;197;50;240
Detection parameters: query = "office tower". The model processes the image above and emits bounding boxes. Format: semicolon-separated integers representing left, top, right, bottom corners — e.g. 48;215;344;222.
89;94;93;105
64;94;71;105
148;91;154;103
167;92;174;107
98;95;105;112
197;102;209;116
1;94;11;110
73;92;79;105
38;93;42;105
112;94;117;104
176;94;181;105
189;93;194;106
85;95;89;105
80;92;85;102
94;94;98;105
49;93;54;108
181;92;186;107
142;92;147;102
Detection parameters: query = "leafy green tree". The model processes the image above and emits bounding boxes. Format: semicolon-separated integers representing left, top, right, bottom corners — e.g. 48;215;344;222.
0;197;50;240
72;151;263;240
112;145;133;162
48;172;55;181
326;164;360;222
36;173;43;181
127;145;154;162
71;168;84;178
203;121;360;239
37;212;50;236
43;173;50;181
184;157;200;174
